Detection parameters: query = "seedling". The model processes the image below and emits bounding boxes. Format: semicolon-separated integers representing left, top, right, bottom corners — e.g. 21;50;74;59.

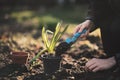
30;22;69;63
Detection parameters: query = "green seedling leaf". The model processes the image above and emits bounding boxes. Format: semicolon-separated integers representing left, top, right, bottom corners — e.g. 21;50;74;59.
49;22;62;53
29;49;47;63
46;30;53;34
30;22;69;63
42;26;49;49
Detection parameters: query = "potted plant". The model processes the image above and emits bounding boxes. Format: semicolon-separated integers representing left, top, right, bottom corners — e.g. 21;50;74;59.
30;22;69;74
10;51;29;65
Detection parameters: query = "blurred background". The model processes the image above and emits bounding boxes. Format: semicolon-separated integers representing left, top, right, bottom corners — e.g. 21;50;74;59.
0;0;89;32
0;0;101;51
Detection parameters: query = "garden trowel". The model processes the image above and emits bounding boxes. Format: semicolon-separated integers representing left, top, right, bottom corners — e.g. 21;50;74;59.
55;29;87;56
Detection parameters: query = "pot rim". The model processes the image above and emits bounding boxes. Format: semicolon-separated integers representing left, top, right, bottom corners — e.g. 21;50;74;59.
10;51;29;57
40;54;62;60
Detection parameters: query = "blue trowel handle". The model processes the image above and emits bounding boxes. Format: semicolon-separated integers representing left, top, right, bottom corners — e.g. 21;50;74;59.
73;29;87;39
65;29;87;44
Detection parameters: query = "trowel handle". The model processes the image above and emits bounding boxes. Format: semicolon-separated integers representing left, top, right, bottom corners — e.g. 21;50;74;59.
71;29;87;42
73;29;87;38
65;29;87;44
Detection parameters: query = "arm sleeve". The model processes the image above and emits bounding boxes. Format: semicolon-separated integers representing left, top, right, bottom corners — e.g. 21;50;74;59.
115;53;120;67
86;0;111;28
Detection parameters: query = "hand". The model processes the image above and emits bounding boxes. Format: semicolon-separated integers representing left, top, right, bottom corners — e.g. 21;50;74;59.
85;57;116;72
74;20;94;37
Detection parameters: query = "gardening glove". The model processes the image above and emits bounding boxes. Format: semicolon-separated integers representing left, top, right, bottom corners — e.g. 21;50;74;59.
74;20;94;38
85;57;116;72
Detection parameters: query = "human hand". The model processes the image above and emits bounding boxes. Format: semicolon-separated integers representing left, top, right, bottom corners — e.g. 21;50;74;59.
74;20;94;37
85;57;116;72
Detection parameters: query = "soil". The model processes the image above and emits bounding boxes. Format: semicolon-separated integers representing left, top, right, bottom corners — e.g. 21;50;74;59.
0;30;120;80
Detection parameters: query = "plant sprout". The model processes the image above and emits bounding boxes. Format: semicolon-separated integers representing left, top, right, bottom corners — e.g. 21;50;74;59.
30;22;69;63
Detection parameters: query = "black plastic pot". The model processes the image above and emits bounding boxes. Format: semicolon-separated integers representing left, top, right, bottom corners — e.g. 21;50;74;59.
41;54;61;74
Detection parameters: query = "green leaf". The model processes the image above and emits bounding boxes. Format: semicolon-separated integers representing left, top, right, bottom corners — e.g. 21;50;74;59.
54;24;69;46
29;49;47;63
49;22;62;53
46;30;53;34
30;22;69;63
42;26;49;49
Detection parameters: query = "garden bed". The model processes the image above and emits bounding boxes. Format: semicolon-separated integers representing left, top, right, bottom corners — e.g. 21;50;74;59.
1;4;120;80
0;33;120;80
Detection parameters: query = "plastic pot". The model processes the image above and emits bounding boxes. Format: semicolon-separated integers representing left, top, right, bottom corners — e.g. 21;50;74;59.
41;54;61;74
10;51;29;65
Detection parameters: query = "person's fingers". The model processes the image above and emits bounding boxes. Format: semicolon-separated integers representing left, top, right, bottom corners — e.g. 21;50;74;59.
92;67;101;72
85;29;90;35
86;58;96;68
84;66;88;71
78;24;86;32
80;30;89;38
74;24;82;33
78;24;90;37
88;64;98;71
80;34;84;38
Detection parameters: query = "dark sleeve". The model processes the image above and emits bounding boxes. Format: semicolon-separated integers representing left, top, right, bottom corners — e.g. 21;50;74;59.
86;0;111;29
115;53;120;67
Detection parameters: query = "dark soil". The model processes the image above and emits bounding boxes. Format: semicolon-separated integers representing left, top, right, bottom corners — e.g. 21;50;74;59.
0;32;120;80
